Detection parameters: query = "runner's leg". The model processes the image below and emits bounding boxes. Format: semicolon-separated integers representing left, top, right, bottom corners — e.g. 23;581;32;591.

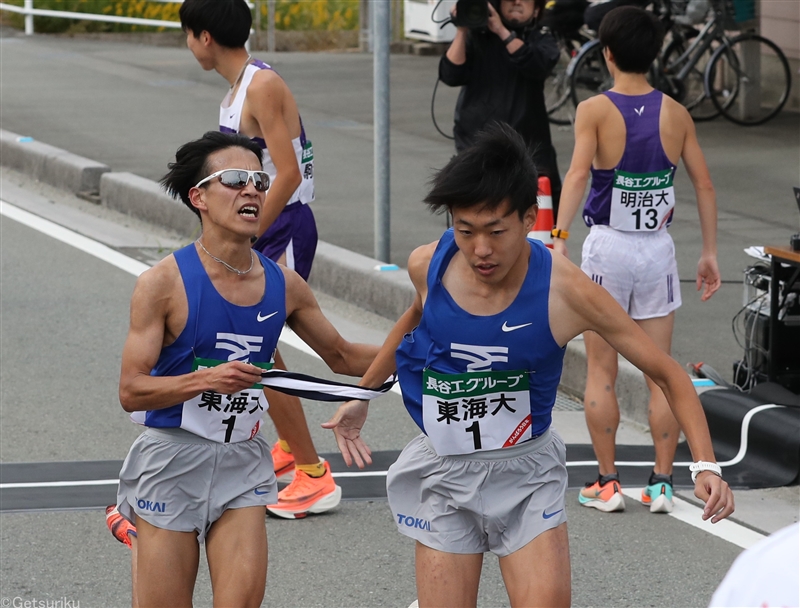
130;536;139;608
635;313;679;476
135;516;199;608
267;250;319;466
266;349;320;465
583;330;620;475
206;506;268;607
498;523;571;608
415;543;483;608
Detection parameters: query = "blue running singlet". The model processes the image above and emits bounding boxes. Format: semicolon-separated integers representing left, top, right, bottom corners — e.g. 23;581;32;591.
130;244;285;443
396;230;565;456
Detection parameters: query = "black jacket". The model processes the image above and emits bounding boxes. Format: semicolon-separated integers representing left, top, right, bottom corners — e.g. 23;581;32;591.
439;25;560;155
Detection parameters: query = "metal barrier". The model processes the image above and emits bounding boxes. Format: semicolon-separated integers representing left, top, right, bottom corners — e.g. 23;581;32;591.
0;0;254;48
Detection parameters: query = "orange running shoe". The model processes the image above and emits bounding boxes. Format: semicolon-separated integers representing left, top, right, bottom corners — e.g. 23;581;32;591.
578;473;626;512
271;441;296;483
266;461;342;519
105;505;137;548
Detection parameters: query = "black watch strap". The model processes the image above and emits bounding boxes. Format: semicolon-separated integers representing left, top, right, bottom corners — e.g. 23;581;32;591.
502;31;517;45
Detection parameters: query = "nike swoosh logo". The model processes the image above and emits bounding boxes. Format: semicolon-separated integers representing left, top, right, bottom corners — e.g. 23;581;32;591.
253;487;272;496
501;321;532;332
257;311;278;322
542;508;563;519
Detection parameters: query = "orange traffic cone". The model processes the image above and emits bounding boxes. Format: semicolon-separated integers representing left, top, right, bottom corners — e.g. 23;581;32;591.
528;176;554;248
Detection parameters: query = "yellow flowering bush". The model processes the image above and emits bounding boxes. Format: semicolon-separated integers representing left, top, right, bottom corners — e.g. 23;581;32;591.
2;0;358;33
268;0;358;31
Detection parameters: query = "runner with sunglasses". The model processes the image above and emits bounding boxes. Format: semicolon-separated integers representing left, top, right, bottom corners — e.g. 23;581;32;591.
112;131;380;606
179;0;338;521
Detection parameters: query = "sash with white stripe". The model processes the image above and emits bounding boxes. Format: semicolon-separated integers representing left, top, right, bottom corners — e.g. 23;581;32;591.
260;369;395;402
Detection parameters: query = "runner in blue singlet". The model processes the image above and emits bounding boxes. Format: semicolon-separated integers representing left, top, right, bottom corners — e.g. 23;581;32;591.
179;0;335;519
324;123;733;607
112;132;379;606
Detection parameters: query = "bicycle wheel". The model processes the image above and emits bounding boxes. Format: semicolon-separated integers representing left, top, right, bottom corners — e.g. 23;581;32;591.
546;37;578;125
662;33;729;121
705;33;792;126
569;39;613;107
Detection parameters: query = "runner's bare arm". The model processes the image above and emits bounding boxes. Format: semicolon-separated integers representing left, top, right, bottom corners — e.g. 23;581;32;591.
553;100;599;258
283;267;379;377
319;300;424;468
247;72;302;237
321;244;433;467
549;252;734;522
119;260;262;412
680;110;720;302
354;242;433;382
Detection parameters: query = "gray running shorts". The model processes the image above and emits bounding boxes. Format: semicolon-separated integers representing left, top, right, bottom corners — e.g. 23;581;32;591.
386;428;567;557
116;427;277;543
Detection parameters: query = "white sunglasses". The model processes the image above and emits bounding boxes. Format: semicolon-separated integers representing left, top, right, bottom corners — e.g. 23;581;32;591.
194;168;270;192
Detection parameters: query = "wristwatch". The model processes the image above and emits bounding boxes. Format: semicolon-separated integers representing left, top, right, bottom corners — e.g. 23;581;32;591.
502;31;517;45
551;228;569;240
689;461;722;483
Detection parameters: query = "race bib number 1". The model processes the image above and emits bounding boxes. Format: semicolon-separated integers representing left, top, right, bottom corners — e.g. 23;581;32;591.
422;369;532;456
609;169;675;232
181;358;272;443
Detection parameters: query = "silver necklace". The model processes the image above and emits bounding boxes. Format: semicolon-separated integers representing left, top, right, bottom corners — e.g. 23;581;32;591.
197;239;254;276
229;53;252;92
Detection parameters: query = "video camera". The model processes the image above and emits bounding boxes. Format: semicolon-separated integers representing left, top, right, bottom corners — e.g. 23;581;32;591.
451;0;490;29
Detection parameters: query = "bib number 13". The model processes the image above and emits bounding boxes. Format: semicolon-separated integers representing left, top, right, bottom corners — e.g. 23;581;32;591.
609;169;675;232
632;207;659;230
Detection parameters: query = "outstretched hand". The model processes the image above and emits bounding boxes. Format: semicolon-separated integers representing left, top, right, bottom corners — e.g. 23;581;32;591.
321;399;372;469
693;472;735;523
696;253;721;301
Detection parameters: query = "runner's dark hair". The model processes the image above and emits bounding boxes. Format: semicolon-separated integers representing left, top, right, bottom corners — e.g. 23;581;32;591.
180;0;252;49
599;6;664;74
424;122;538;219
161;131;263;220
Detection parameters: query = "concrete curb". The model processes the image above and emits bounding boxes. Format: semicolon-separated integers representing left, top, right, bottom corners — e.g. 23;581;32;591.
100;171;200;239
0;129;651;427
1;129;110;195
308;242;415;322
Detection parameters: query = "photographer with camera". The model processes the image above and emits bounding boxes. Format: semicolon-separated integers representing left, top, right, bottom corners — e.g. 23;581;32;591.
440;0;563;217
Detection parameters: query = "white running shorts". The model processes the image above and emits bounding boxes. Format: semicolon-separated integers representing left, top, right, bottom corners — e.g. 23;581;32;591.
581;225;681;320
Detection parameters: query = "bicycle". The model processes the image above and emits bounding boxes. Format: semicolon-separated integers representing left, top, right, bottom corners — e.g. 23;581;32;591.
545;27;593;125
565;0;791;125
704;27;792;124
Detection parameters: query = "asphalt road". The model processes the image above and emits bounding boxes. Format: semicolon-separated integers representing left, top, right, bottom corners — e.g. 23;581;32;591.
1;25;799;608
0;172;767;608
1;26;799;384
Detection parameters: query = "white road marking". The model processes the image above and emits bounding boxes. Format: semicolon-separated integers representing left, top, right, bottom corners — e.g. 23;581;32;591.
622;488;765;549
0;470;389;491
0;199;775;548
1;199;401;397
1;200;150;277
0;201;397;490
0;479;120;489
567;402;784;469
